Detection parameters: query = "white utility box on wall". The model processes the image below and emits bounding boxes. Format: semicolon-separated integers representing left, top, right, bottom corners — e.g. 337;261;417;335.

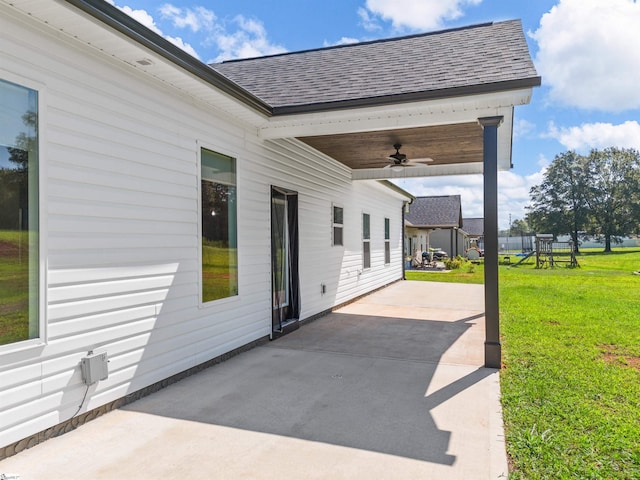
80;352;109;385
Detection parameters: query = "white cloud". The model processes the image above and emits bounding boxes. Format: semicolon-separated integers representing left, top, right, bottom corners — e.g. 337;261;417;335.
531;0;640;112
513;118;535;139
164;36;201;59
114;3;284;62
211;15;286;62
113;3;200;58
357;7;382;31
546;120;640;151
117;5;163;35
393;165;545;229
498;169;545;225
363;0;482;31
159;4;215;32
323;37;360;47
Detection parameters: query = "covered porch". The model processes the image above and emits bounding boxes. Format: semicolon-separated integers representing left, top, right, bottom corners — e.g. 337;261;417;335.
212;21;540;368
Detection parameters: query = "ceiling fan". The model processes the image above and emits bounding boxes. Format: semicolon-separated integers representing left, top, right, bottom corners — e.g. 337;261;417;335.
385;143;433;169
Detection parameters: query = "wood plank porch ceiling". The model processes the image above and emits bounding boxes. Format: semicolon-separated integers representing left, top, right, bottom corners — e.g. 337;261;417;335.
298;122;484;170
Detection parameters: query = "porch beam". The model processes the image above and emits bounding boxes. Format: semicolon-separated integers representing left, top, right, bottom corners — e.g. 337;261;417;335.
479;115;503;369
259;92;527;139
352;162;484;180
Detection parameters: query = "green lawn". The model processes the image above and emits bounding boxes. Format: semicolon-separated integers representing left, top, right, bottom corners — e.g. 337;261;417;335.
0;230;30;345
201;243;238;302
408;250;640;479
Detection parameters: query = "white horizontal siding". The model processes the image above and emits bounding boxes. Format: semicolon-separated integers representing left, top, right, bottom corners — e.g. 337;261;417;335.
0;7;408;449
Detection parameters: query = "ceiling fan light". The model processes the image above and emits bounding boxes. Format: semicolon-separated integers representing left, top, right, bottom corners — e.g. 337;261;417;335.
390;165;404;173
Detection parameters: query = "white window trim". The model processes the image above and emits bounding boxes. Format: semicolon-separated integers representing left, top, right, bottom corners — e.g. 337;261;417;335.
196;140;241;309
0;70;47;354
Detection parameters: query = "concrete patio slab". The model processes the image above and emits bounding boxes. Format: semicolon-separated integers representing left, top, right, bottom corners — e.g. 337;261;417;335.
0;281;508;479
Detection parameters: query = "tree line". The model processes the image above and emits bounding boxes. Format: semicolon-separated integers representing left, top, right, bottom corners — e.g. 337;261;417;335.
514;148;640;252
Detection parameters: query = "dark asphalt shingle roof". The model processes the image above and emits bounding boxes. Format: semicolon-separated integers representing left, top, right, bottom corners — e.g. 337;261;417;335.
211;20;539;114
406;195;462;228
462;218;484;236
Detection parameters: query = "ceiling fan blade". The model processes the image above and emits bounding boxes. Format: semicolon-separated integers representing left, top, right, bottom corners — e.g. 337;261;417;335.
406;157;434;165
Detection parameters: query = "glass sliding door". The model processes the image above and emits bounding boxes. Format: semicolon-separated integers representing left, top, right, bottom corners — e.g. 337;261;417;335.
270;186;299;337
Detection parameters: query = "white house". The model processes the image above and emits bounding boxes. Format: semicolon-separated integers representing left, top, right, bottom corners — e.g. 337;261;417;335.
0;0;540;457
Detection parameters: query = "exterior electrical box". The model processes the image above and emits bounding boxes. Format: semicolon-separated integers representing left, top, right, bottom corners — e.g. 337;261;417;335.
80;352;109;385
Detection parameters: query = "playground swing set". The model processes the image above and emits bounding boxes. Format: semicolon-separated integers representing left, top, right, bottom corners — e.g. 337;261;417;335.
510;233;579;268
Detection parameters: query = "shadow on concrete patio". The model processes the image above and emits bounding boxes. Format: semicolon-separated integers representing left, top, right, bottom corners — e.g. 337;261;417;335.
0;281;507;479
121;310;486;465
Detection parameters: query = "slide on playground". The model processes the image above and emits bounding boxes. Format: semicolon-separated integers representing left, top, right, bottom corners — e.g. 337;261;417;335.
511;250;536;266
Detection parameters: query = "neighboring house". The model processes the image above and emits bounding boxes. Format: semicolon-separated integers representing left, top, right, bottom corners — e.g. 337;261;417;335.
0;0;540;456
405;195;467;257
462;217;485;251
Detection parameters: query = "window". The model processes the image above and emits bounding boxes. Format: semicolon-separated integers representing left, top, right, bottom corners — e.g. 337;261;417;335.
0;79;39;347
384;217;391;264
362;213;371;269
200;148;237;302
332;205;343;246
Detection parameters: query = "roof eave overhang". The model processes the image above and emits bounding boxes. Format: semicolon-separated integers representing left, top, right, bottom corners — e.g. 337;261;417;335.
64;0;273;117
270;77;541;116
376;180;415;201
260;87;534;178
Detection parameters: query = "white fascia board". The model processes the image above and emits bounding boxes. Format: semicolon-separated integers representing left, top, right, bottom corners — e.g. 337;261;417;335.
258;89;532;139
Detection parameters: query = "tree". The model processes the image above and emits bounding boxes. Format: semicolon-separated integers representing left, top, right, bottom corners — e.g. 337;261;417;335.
0;110;37;230
510;218;530;235
526;151;590;251
582;148;640;252
526;148;640;253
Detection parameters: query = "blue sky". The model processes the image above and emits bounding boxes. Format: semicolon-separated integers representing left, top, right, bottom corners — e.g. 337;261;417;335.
107;0;640;228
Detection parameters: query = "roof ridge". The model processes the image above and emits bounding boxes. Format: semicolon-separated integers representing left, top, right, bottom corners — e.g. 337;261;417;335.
215;20;512;65
415;194;461;199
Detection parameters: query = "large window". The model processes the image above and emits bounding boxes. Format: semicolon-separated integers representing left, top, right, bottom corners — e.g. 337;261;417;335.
0;79;39;346
200;148;237;302
362;213;371;269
